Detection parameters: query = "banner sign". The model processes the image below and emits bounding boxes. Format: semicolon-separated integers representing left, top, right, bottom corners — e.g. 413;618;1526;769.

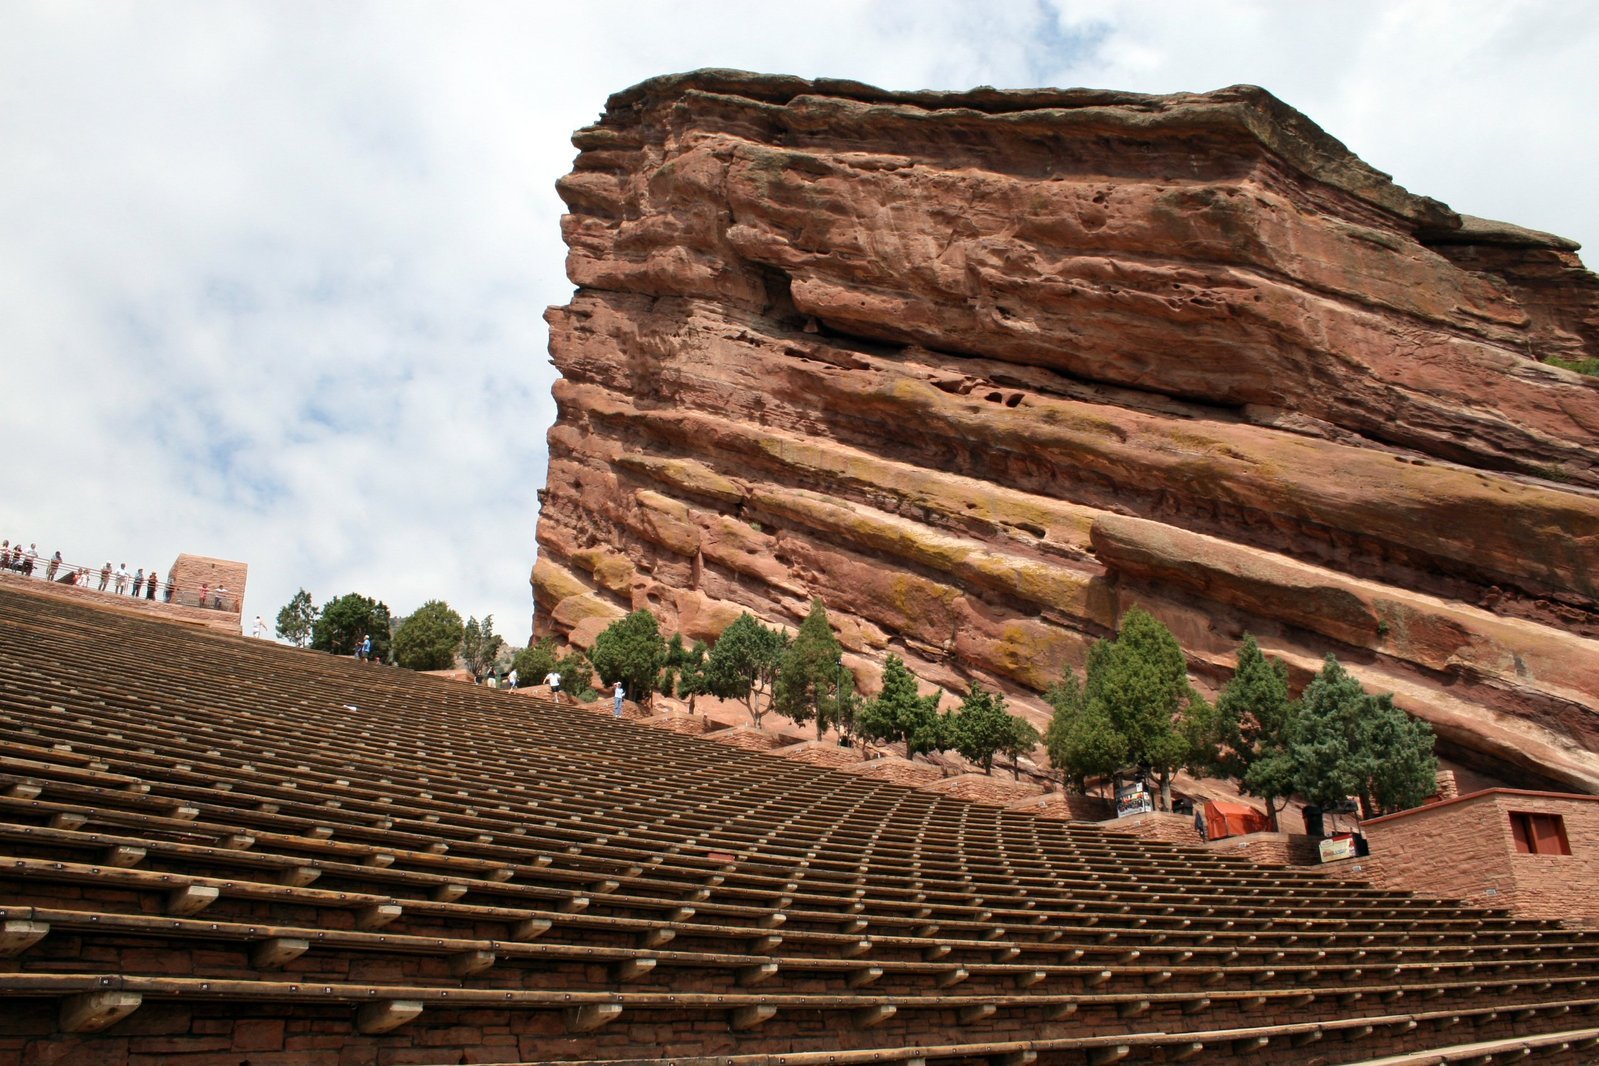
1116;781;1153;818
1319;834;1357;862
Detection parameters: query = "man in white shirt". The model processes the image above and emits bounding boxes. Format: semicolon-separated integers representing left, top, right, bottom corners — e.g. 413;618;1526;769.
114;564;130;594
544;670;562;702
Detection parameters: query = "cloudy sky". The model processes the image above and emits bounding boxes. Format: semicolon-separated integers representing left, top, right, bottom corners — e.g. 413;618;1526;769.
3;0;1595;646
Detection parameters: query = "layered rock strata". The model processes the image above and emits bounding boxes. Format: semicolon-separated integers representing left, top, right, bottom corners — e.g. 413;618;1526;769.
536;71;1599;791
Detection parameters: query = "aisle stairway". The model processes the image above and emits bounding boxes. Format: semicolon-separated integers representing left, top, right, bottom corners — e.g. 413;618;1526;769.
2;582;1598;1064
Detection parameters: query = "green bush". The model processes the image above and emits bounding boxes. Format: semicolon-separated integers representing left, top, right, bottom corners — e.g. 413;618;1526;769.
1547;355;1599;376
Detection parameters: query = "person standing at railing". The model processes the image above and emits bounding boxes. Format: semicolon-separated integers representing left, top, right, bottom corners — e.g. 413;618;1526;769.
145;569;157;600
45;552;61;583
199;582;209;607
98;562;111;591
132;568;145;598
114;563;129;594
24;544;39;576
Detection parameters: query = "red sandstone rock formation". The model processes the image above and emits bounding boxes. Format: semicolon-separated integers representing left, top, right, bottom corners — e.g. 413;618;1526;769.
535;70;1599;792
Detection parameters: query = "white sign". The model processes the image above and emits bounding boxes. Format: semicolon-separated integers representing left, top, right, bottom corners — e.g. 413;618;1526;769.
1319;835;1357;863
1116;782;1153;818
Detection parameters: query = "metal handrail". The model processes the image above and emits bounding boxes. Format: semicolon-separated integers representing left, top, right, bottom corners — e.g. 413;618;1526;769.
0;550;238;613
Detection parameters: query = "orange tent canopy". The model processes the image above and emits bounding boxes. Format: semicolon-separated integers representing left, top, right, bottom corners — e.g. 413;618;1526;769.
1203;799;1270;841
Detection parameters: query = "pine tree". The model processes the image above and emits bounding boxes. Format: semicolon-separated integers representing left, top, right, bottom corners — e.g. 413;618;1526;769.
856;654;945;756
391;600;464;671
461;615;505;680
554;650;595;701
1087;608;1208;810
510;637;561;685
1043;666;1127;793
999;714;1043;781
950;680;1014;775
312;593;392;660
275;588;318;647
1364;698;1439;814
1293;654;1436;816
590;610;668;709
673;639;711;714
1216;635;1297;827
704;613;789;728
772;599;849;739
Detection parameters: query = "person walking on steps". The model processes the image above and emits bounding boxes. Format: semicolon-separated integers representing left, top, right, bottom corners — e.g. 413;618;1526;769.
545;669;562;703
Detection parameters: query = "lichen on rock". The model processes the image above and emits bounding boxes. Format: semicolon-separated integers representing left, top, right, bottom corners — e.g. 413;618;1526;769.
535;70;1599;792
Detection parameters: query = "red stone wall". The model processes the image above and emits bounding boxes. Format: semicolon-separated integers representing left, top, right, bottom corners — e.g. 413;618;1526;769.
167;554;248;617
844;756;948;788
1348;790;1599;926
706;725;803;752
644;714;724;736
927;773;1045;806
1208;831;1320;867
1100;811;1206;847
779;741;870;770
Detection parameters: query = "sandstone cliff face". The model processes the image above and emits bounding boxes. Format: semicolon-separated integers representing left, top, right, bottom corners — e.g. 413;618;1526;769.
536;71;1599;792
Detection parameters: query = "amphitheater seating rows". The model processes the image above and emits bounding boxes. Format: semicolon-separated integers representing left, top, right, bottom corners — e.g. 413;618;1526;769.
4;580;1599;1064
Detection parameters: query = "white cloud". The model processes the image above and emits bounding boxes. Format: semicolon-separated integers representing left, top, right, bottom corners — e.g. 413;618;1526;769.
2;0;1595;648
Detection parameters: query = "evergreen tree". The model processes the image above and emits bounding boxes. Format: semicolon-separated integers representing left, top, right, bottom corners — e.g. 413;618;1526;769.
555;649;596;701
461;615;505;680
949;680;1014;775
275;588;318;647
312;593;392;660
1043;666;1127;793
590;609;668;709
510;637;561;685
772;599;850;739
660;633;688;698
856;654;945;756
672;639;711;714
999;714;1043;781
704;613;789;728
1364;699;1439;814
1292;654;1436;816
391;600;464;671
832;670;862;745
1216;635;1298;827
1087;608;1208;809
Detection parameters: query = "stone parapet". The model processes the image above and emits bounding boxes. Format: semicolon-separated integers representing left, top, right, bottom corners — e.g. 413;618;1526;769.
1346;788;1599;927
1099;811;1205;848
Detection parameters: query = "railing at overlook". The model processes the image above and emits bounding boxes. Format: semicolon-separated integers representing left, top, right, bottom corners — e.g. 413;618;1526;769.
0;552;240;614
